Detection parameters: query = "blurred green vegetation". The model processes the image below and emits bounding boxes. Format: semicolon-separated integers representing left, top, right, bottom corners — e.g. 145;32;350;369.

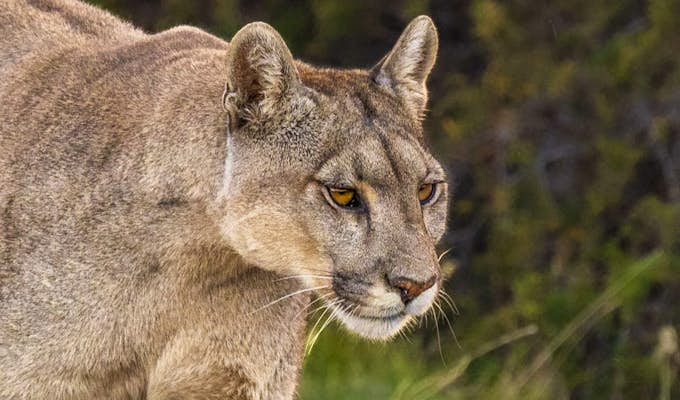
90;1;680;398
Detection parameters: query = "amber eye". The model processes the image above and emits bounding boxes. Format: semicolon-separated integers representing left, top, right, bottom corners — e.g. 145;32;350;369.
418;183;436;204
328;188;361;208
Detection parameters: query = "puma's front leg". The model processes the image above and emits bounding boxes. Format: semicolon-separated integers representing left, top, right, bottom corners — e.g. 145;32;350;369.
146;283;307;400
147;332;258;400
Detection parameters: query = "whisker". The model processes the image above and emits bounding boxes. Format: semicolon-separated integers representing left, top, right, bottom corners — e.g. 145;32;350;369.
399;325;413;344
298;266;335;274
343;302;358;320
274;274;333;282
310;300;350;353
439;289;460;315
409;318;418;333
305;301;340;355
431;307;445;365
302;295;337;319
434;300;461;349
314;306;338;340
294;292;334;321
306;302;336;352
248;285;328;315
437;291;456;317
308;303;333;334
403;317;417;339
437;247;453;262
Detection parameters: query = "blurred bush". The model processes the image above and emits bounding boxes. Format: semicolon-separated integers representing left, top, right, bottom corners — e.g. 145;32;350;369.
89;1;680;398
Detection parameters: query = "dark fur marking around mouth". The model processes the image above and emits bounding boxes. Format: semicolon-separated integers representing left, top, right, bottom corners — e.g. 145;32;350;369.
332;271;373;303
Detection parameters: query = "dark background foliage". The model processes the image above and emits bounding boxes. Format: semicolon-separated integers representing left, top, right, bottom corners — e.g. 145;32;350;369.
88;1;679;398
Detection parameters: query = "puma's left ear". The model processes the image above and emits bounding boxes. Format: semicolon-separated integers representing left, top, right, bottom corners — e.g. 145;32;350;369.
370;16;438;120
225;22;301;123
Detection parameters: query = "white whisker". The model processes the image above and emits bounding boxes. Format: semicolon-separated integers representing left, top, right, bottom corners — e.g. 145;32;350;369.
248;285;328;315
437;247;453;262
294;292;334;320
439;289;460;315
306;303;340;354
274;274;333;282
432;307;445;365
434;300;460;349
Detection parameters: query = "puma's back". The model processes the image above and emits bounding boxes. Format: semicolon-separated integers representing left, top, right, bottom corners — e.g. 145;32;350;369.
0;0;141;75
0;1;448;398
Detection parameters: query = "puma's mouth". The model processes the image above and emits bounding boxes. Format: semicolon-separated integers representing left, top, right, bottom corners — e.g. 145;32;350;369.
327;302;411;340
308;273;440;340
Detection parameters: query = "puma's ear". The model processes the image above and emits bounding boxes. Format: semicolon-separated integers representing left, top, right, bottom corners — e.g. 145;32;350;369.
225;22;300;121
370;16;438;120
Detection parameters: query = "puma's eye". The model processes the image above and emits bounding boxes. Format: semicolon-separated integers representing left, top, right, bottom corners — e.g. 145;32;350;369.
327;187;361;209
418;183;436;205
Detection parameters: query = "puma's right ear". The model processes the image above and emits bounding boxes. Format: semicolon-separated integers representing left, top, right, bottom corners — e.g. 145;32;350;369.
370;16;438;120
225;22;300;122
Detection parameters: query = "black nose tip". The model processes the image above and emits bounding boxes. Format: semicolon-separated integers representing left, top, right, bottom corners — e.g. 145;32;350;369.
390;276;437;304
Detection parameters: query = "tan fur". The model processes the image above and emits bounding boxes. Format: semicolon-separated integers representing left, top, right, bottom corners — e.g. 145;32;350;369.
0;1;446;398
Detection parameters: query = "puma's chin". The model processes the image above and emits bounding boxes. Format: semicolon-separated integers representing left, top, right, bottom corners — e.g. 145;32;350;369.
329;304;411;340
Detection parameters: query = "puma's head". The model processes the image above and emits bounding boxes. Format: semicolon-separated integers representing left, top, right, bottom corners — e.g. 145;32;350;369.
216;16;446;340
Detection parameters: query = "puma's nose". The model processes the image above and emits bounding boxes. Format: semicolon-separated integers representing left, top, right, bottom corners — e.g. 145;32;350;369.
390;275;437;304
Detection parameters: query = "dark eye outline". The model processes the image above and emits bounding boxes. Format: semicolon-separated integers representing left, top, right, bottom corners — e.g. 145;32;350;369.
324;186;363;210
418;183;438;205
